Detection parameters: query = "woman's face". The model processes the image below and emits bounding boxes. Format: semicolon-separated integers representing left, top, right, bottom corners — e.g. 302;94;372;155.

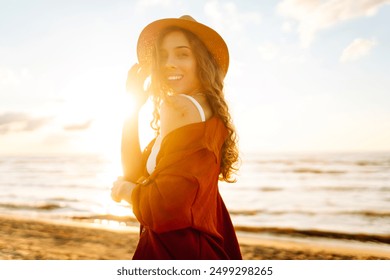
159;30;202;95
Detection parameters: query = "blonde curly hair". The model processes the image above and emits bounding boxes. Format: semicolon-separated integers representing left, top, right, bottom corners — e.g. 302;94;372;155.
149;27;239;183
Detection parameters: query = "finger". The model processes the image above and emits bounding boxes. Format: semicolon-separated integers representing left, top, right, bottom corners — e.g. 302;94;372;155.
111;188;121;202
126;64;143;92
129;63;149;81
128;63;140;75
111;183;119;198
137;65;150;79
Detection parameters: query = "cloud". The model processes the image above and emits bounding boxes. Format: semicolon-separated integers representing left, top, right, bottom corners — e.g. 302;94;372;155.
340;38;377;62
258;42;280;61
257;42;307;64
0;68;19;86
281;21;295;33
0;112;27;126
0;67;32;86
63;119;94;131
0;112;52;134
204;0;261;33
277;0;390;47
135;0;173;13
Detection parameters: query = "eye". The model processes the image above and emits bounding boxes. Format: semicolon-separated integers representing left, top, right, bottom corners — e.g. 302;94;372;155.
176;49;190;58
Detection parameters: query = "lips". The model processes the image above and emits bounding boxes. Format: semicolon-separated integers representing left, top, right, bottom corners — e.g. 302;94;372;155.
167;75;183;81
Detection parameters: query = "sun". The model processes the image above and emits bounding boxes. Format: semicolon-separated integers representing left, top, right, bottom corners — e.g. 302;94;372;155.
85;94;156;227
86;93;155;156
55;68;157;181
62;94;156;210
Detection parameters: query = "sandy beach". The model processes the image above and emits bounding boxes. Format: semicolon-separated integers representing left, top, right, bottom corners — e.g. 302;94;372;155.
1;215;389;260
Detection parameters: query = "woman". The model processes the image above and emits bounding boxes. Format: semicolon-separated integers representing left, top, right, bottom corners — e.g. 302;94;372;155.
111;15;242;260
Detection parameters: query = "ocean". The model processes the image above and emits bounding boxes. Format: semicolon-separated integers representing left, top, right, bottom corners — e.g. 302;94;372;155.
1;151;389;244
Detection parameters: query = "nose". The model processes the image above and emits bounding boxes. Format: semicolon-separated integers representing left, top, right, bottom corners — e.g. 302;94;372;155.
164;54;176;69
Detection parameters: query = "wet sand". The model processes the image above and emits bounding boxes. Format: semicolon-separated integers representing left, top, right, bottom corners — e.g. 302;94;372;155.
0;215;389;260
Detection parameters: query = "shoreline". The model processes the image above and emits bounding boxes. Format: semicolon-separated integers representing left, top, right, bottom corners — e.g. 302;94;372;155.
1;214;389;260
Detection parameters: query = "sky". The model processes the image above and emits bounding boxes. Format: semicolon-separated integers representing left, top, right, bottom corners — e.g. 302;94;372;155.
1;0;390;156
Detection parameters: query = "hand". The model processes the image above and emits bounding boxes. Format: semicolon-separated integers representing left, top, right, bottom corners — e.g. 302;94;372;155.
126;63;150;107
111;176;136;203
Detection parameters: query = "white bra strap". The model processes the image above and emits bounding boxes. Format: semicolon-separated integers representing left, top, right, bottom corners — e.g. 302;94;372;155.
179;94;206;122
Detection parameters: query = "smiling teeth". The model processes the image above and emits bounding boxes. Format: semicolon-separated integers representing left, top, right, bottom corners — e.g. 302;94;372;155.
167;75;183;81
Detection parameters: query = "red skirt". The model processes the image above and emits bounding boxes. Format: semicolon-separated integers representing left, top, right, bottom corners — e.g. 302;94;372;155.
133;226;242;260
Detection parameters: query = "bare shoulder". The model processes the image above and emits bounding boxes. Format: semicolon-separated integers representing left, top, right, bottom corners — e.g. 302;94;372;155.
160;95;203;138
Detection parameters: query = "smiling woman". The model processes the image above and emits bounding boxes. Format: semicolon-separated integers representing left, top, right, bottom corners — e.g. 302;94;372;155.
110;15;241;260
157;30;202;95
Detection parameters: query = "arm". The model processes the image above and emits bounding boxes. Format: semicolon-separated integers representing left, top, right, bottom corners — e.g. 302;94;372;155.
131;148;219;233
131;166;199;232
131;96;216;233
121;64;150;182
121;110;143;182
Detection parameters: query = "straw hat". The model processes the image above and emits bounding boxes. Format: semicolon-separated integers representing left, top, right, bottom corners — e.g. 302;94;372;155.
137;15;229;76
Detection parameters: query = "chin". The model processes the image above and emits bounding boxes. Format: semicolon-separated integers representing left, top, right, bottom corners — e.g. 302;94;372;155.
170;88;184;94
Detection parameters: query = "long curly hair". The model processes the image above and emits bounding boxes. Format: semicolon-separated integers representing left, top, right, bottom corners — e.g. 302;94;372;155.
148;27;239;182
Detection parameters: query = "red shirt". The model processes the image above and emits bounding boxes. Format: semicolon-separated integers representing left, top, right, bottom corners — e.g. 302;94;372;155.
131;116;242;259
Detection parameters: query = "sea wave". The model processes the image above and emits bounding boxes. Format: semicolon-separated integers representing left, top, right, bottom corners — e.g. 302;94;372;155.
234;226;390;244
0;202;63;211
308;186;390;192
311;186;366;192
339;210;390;218
71;214;139;226
229;209;390;218
356;160;390;167
229;209;318;216
292;168;345;174
259;186;284;192
247;154;390;169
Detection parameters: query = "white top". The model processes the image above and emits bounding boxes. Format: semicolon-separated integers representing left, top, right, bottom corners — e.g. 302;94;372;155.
178;94;206;122
146;94;206;174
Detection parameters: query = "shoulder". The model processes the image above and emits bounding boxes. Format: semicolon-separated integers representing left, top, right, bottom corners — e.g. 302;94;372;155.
160;95;203;138
163;94;197;112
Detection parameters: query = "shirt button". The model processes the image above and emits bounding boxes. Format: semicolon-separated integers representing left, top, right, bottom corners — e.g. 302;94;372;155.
142;178;149;185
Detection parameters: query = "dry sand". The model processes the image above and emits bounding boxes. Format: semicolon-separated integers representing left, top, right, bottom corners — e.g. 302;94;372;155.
1;215;389;260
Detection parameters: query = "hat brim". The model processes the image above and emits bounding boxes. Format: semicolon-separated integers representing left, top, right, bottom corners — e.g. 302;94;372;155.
137;17;229;76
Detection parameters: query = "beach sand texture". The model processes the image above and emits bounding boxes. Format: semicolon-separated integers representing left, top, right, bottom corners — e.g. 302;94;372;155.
1;215;389;260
